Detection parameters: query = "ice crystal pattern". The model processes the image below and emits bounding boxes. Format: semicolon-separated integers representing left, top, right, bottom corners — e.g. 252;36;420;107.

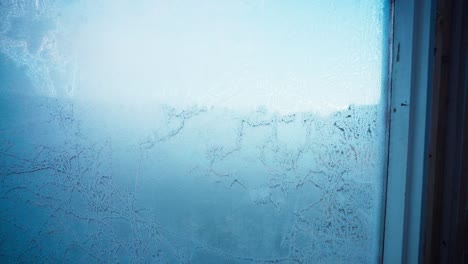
0;1;387;263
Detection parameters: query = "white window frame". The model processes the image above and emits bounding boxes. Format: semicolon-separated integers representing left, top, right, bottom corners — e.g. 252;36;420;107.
382;0;436;263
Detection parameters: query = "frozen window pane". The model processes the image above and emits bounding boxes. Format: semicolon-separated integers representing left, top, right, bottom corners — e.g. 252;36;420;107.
0;1;389;263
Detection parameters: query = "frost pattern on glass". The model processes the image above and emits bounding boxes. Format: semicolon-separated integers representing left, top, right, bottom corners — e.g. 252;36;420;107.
0;1;388;263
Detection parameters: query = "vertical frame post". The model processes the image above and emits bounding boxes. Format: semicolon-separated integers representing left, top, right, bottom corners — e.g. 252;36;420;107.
383;0;436;263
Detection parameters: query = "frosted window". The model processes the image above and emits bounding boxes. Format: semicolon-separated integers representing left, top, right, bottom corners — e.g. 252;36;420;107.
0;1;389;263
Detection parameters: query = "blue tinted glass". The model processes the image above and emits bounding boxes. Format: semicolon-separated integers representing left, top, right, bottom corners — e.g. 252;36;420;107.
0;1;389;263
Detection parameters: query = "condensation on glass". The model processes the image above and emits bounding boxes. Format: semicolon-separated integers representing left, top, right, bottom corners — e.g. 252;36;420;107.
0;1;389;263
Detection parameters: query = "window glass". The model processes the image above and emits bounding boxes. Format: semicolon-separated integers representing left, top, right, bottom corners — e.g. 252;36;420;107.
0;1;389;263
